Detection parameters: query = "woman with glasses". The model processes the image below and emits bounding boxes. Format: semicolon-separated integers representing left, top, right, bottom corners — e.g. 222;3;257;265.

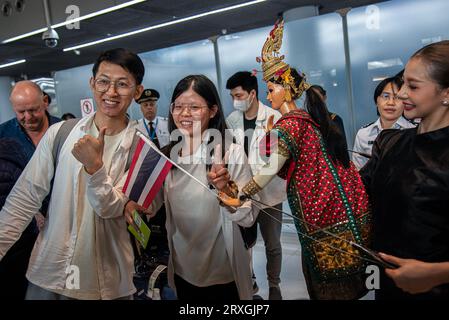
130;74;256;301
352;76;415;170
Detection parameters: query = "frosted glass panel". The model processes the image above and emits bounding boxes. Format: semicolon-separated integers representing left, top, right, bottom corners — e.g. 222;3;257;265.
348;0;449;133
54;64;93;118
217;26;272;117
284;14;350;141
132;39;216;120
55;40;216;121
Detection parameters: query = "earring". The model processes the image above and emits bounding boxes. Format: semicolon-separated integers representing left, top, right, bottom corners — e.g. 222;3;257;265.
443;100;449;106
284;86;292;102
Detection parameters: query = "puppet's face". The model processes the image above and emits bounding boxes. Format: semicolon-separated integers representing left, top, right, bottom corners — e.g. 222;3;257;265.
266;81;286;110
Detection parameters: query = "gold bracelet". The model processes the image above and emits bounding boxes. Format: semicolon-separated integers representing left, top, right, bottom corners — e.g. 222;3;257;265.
242;178;262;197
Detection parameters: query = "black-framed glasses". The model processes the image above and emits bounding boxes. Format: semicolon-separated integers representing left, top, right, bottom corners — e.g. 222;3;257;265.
93;78;136;96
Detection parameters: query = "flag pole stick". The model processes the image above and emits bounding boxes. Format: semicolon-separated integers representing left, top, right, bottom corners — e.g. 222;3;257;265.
136;131;218;199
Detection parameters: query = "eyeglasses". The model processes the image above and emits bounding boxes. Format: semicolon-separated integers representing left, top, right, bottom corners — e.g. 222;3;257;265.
93;78;136;96
170;103;209;115
379;92;400;102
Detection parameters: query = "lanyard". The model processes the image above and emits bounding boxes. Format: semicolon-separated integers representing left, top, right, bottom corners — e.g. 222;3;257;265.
143;117;158;141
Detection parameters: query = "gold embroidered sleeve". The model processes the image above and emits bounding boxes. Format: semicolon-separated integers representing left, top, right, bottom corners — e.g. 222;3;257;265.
242;178;263;197
277;138;290;158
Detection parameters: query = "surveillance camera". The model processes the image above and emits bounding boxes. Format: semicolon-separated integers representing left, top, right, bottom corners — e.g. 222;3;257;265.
42;27;59;48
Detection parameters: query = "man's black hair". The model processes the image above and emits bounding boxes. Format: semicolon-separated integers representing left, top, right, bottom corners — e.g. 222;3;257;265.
225;71;258;98
92;48;145;84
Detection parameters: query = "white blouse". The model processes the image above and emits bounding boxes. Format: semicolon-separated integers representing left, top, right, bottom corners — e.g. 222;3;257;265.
167;160;234;286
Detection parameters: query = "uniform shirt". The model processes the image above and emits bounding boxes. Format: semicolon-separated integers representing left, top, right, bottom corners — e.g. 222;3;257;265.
352;117;415;170
137;116;170;148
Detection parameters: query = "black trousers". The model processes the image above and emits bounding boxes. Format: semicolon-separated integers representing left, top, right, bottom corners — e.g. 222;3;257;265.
174;273;240;301
0;225;37;299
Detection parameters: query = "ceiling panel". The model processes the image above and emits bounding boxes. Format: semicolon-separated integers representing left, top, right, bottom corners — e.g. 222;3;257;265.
0;0;385;78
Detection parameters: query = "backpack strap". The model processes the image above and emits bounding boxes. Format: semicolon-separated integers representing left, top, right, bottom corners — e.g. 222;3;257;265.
52;118;81;167
52;119;139;171
146;264;167;300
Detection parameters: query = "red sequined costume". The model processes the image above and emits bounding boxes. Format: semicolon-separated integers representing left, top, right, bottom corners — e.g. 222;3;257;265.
272;109;371;299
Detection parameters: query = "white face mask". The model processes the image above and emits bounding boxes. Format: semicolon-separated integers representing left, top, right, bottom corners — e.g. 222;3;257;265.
233;93;254;112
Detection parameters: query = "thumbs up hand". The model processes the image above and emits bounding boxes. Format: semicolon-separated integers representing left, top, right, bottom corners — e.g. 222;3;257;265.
72;126;106;174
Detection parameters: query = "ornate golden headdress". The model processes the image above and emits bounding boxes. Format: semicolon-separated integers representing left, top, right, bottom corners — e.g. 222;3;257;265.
257;18;310;101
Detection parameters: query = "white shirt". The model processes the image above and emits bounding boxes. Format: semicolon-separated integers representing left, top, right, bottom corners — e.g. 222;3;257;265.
149;137;258;299
226;101;286;207
137;116;170;148
0;113;137;299
352;116;416;170
55;122;126;299
168;160;234;286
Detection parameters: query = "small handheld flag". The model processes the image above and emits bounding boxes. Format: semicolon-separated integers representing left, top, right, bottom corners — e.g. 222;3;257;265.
122;134;172;209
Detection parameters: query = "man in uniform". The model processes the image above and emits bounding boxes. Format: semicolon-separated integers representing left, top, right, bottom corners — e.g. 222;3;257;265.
136;88;169;148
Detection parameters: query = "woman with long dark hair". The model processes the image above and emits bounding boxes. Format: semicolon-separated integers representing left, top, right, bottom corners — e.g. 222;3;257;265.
360;40;449;300
136;75;256;301
239;19;371;300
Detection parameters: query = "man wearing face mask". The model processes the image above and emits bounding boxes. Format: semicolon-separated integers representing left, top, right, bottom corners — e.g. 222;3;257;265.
225;71;286;300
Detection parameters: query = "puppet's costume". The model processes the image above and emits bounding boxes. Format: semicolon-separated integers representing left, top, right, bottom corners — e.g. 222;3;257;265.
241;19;372;300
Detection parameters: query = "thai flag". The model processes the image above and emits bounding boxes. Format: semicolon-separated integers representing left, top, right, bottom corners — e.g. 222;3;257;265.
122;136;172;209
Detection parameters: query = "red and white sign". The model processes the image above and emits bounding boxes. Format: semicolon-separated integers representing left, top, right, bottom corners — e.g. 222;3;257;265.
80;98;95;117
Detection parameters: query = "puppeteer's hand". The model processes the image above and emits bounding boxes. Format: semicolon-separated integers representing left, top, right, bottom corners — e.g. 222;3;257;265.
380;252;447;294
72;127;106;174
217;191;241;212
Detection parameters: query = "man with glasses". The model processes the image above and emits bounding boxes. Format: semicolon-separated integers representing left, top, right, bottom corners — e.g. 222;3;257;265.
0;48;146;300
136;88;169;148
0;81;60;299
352;75;415;170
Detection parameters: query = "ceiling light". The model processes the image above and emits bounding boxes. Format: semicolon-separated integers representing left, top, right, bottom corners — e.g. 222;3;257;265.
2;0;146;44
64;0;267;52
0;59;26;69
